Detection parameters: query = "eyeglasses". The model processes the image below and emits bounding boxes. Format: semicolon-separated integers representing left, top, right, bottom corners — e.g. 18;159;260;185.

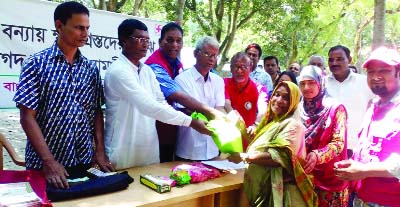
289;67;299;70
232;64;250;71
129;36;150;44
197;50;219;59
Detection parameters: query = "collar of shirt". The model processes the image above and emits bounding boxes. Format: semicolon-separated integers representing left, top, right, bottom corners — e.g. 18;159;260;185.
371;89;400;107
327;70;357;83
48;41;83;62
161;49;181;75
252;67;264;74
119;53;144;74
192;67;211;82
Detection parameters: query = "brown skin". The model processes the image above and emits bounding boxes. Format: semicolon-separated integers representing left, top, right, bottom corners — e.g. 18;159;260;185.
121;29;150;66
193;43;225;113
225;56;251;113
159;29;183;60
245;47;260;72
121;29;211;135
309;56;326;71
158;29;221;120
288;63;300;76
228;85;291;167
328;49;352;82
366;62;400;103
334;61;400;181
299;78;321;173
19;13;114;189
264;59;279;83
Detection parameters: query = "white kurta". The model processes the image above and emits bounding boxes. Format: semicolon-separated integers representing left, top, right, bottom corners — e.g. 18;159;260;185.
104;54;192;170
175;67;225;160
325;71;375;150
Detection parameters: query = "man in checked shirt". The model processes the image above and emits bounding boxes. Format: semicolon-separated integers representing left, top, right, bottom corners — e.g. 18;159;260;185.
13;2;114;189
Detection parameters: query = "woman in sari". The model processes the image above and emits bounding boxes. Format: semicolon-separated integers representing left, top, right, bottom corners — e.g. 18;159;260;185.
298;66;349;206
229;81;317;207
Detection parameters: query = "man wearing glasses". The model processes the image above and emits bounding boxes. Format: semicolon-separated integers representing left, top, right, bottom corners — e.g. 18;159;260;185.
224;52;268;150
145;23;222;163
174;36;225;161
104;19;210;169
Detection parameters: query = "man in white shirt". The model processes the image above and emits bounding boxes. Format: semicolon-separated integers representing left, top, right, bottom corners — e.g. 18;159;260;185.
175;36;225;161
104;19;210;170
325;45;374;157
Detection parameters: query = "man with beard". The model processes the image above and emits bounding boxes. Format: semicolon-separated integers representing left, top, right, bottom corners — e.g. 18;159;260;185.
334;46;400;207
325;45;374;157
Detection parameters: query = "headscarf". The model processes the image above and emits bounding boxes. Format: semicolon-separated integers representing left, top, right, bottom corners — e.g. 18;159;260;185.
255;81;301;138
245;81;318;207
298;65;328;122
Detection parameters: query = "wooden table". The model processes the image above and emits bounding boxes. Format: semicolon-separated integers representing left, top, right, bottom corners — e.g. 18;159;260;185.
53;162;248;207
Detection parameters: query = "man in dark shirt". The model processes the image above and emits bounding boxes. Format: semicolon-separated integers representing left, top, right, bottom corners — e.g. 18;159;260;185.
13;2;113;189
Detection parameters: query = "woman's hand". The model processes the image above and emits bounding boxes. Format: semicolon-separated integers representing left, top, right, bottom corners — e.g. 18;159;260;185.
228;152;245;164
246;125;257;140
304;151;318;173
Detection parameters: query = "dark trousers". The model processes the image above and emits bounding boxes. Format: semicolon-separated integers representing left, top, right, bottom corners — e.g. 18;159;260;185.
156;121;178;163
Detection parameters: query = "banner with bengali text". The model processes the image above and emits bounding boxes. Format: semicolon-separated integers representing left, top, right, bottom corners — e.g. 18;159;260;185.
0;0;165;108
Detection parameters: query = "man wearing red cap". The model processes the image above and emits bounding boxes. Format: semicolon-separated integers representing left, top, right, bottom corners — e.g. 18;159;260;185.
334;47;400;207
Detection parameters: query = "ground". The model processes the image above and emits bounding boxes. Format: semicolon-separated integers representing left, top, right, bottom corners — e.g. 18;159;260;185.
0;109;26;170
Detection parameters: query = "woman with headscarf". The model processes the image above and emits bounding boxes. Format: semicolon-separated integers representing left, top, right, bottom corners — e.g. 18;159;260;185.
298;65;349;206
229;81;317;207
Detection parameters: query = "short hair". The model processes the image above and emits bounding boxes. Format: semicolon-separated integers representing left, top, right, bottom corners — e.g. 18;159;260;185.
309;55;325;65
245;43;262;58
328;45;351;59
263;55;279;66
54;1;89;25
349;65;358;73
160;22;183;41
277;71;298;85
118;19;148;47
230;52;251;68
195;36;219;51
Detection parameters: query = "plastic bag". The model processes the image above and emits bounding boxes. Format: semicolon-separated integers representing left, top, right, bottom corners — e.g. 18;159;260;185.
191;111;244;153
170;163;221;184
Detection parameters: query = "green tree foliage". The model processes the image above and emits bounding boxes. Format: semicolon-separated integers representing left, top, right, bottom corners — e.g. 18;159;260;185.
74;0;400;70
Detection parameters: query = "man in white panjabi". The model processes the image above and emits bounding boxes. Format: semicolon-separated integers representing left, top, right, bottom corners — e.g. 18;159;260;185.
104;19;210;170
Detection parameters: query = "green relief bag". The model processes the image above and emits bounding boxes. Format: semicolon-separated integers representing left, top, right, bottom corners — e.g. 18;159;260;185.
191;112;243;153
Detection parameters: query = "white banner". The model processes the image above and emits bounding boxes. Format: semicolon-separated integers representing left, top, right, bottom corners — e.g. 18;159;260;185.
0;0;165;108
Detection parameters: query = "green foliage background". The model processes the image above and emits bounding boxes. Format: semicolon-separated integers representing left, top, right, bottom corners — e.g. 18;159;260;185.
61;0;400;70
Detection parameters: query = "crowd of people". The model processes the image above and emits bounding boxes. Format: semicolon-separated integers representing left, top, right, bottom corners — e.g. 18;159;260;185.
12;2;400;207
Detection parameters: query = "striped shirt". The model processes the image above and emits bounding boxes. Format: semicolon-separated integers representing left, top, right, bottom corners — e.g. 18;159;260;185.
13;42;103;169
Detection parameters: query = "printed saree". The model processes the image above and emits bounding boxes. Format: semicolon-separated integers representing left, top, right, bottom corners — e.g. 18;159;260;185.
243;81;318;207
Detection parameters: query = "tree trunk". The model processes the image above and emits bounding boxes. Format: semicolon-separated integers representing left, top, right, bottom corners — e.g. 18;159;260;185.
132;0;144;16
372;0;385;49
176;0;185;25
